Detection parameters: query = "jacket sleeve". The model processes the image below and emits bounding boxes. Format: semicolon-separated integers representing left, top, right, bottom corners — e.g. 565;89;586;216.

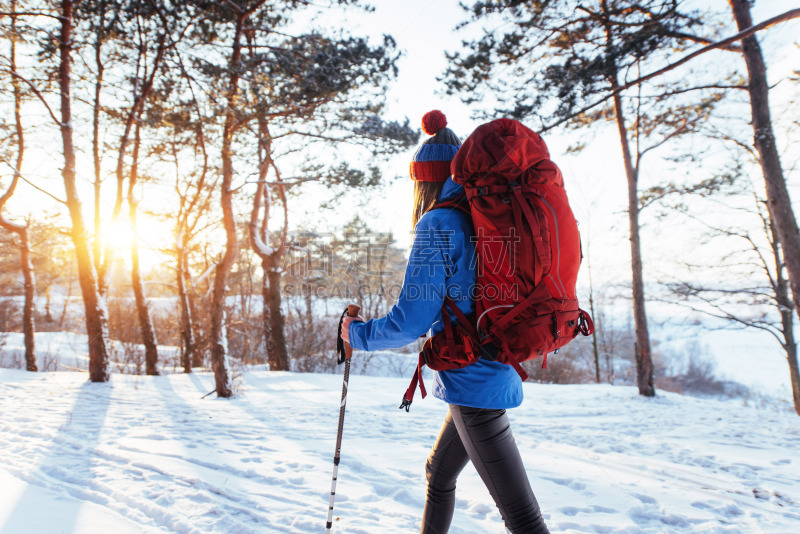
348;214;451;351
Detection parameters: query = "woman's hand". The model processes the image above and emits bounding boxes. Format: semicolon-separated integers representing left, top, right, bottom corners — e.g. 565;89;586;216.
340;315;364;345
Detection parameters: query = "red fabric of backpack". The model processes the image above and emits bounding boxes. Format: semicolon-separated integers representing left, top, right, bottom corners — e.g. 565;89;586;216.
452;118;593;379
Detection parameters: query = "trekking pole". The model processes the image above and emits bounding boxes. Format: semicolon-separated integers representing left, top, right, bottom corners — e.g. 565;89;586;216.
326;304;361;533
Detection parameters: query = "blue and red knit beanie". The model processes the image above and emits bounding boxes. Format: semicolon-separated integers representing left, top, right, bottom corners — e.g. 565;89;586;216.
409;110;461;182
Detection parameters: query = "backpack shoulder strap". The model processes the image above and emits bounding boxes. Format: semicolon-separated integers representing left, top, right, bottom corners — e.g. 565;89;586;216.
428;193;469;215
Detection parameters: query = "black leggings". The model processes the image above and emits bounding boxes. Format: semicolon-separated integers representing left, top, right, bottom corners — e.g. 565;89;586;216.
421;405;549;534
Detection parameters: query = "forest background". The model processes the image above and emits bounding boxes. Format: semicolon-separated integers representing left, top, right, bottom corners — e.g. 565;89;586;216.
1;0;799;413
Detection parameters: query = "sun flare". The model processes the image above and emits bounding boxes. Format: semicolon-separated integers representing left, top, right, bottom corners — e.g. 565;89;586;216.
100;218;167;274
105;220;135;253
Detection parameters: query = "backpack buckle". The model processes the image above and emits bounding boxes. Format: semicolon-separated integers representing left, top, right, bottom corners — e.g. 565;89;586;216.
578;309;594;336
421;346;431;365
475;186;488;197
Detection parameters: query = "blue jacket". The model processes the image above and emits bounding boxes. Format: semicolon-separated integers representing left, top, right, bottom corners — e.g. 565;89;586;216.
348;177;523;409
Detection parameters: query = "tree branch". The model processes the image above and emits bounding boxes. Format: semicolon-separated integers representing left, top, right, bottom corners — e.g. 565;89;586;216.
638;115;700;160
541;8;800;133
663;31;742;53
0;11;63;20
636;84;748;99
654;293;784;345
0;68;62;126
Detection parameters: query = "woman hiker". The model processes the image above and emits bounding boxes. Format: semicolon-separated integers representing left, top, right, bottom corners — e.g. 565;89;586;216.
340;110;550;533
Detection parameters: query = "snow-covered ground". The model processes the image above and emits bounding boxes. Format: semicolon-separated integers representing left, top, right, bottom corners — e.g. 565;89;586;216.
1;368;798;534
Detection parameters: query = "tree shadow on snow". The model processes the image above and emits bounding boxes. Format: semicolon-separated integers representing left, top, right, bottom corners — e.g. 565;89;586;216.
1;380;112;533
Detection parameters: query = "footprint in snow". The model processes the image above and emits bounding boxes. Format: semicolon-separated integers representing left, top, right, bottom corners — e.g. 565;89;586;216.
559;506;588;517
722;503;744;517
554;521;586;531
632;493;658;505
590;505;617;514
542;476;573;487
468;503;492;518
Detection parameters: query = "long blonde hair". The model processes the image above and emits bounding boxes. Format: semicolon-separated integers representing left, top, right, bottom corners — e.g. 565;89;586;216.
412;180;446;230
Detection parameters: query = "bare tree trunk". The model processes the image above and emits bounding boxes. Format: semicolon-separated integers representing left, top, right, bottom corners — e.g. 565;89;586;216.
19;228;36;371
210;250;233;396
588;264;600;383
0;225;36;372
177;247;195;373
187;272;204;369
130;211;159;375
209;14;251;398
613;91;655;397
45;286;54;324
59;280;72;329
260;257;275;362
128;124;159;375
59;0;110;382
729;0;800;338
780;296;800;414
767;212;800;415
787;335;800;416
266;267;289;371
600;0;654;397
729;0;800;415
92;4;106;277
0;5;36;372
304;264;313;331
248;117;290;372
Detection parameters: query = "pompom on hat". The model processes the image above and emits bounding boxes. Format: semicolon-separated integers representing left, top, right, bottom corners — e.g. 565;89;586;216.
409;110;461;182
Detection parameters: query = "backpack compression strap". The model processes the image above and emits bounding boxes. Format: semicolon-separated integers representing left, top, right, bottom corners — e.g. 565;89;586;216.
400;353;428;412
510;182;551;281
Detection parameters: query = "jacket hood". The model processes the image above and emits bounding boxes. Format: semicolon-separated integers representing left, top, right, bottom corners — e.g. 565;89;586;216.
451;118;563;187
437;176;463;202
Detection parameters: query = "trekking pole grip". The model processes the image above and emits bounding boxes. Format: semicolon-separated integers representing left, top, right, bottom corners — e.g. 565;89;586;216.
344;304;361;360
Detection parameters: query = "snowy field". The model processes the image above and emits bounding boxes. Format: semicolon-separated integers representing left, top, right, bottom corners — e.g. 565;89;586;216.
1;367;798;534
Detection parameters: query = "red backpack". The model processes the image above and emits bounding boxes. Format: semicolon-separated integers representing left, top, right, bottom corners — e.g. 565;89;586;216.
400;118;593;411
